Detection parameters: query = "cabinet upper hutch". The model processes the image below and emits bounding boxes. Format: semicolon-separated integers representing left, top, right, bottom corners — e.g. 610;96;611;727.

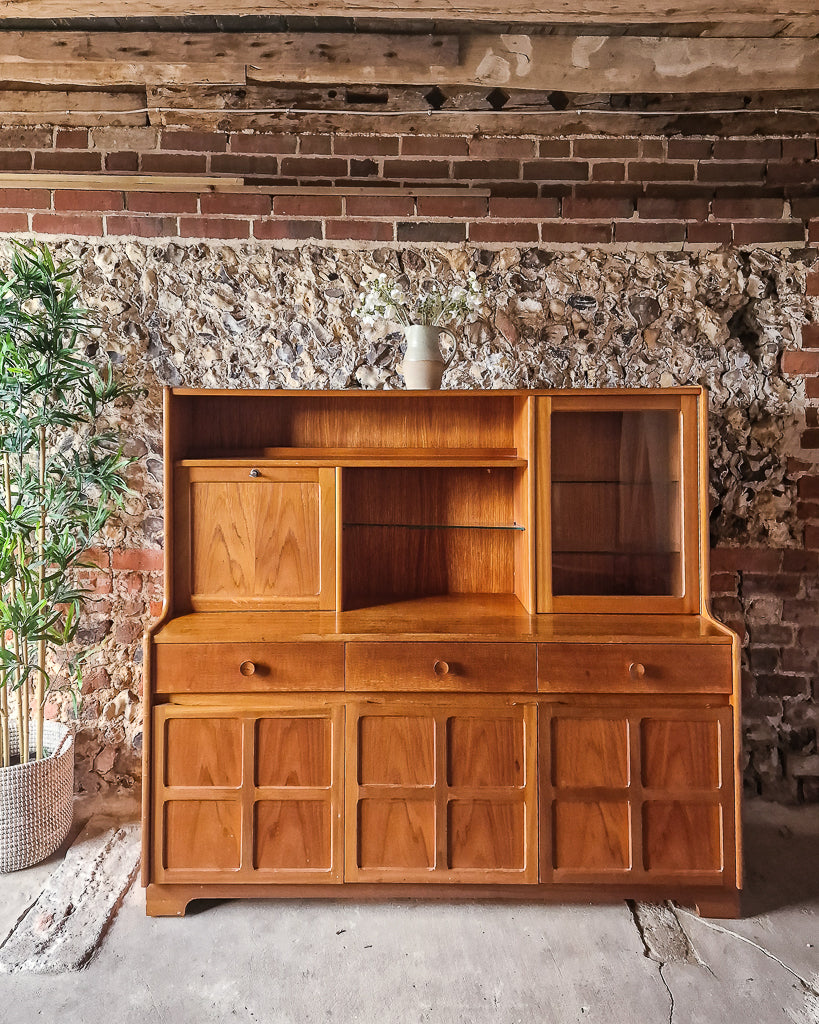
143;388;741;918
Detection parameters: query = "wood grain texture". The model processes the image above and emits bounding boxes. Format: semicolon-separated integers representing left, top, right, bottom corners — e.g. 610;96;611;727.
448;716;524;787
164;801;241;871
643;803;723;872
358;715;435;786
256;717;331;787
448;801;525;870
538;643;733;694
347;642;536;693
254;800;332;870
641;718;721;790
165;717;243;788
551;718;630;789
358;799;436;870
553;801;632;872
155;642;344;693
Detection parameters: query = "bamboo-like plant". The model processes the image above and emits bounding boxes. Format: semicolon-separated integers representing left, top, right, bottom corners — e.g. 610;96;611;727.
0;241;136;768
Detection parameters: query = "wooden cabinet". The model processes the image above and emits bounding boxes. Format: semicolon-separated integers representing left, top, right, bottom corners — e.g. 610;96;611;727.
144;388;741;918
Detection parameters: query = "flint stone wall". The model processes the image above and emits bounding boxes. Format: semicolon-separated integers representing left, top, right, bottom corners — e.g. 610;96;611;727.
18;238;817;801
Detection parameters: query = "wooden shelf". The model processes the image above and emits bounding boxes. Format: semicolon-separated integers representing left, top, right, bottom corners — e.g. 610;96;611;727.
180;448;527;467
344;522;526;531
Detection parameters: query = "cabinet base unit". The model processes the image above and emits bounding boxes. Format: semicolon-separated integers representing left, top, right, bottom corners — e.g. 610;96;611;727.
144;389;742;917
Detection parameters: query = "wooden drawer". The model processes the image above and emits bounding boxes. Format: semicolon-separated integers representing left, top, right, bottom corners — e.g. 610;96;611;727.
154;642;344;693
537;643;732;694
346;642;536;692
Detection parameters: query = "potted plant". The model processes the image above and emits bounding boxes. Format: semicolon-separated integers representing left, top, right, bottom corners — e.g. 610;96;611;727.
0;240;136;871
353;271;487;389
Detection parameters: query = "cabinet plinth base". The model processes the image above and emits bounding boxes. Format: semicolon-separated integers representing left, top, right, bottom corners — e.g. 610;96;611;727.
145;883;742;919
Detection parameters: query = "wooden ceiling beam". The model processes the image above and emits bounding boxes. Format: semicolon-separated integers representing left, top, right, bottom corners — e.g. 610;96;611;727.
0;31;818;92
0;1;817;27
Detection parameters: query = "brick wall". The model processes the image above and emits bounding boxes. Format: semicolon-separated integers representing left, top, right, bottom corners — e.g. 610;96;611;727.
0;127;817;246
2;123;818;801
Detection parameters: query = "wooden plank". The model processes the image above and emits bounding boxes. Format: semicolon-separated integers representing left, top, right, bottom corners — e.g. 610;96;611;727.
0;32;817;92
0;89;147;126
0;1;817;28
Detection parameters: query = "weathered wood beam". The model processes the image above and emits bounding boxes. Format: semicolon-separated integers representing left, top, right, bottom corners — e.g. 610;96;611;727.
0;1;817;27
0;89;147;126
0;31;818;92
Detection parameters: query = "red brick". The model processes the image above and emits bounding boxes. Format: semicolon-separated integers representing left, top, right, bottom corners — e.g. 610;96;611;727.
127;192;199;214
798;500;819;519
492;182;541;198
334;135;400;156
346;195;415;218
640;139;666;159
801;428;819;448
418;196;487;218
667;139;713;160
211;154;279;176
53;189;123;212
229;134;297;155
710;547;783;573
253;220;322;240
0;188;50;209
468;222;539;244
615;221;686;243
522;160;589;181
272;195;342;217
539;221;612;243
488;197;559;219
33;150;101;172
469;137;536;159
782;349;819;375
628;161;695;182
637;197;709;220
783;599;819;623
808;273;819;296
179;217;250;239
697;161;765;182
105;152;139;172
756;673;810;698
732;221;806;244
805;377;819;399
710;572;738;593
782;139;816;161
161;130;226;152
55;128;89;149
349;158;378;178
589;162;626;181
711;197;785;219
800;325;819;349
80;547;111;569
805;524;819;549
766;162;819;185
743;573;802;598
0;151;32;171
563;196;634;219
31;212;103;235
713;139;781;161
112;548;163;571
687;222;732;245
810;220;819;244
451;160;520;180
0;212;28;232
140;153;207;174
105;215;179;238
299;136;333;155
0;128;51;148
401;136;469;157
799;475;819;500
324;220;394;241
381;159;451;180
280;157;348;178
574;138;640;159
538;140;571;158
396;222;466;243
200;192;271;217
574;183;642;201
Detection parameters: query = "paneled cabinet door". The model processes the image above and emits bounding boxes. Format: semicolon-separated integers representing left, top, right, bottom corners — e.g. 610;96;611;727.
152;703;344;884
175;464;336;610
540;705;736;887
345;698;538;883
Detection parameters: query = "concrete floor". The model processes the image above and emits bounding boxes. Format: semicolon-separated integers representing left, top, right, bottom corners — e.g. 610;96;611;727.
0;796;817;1024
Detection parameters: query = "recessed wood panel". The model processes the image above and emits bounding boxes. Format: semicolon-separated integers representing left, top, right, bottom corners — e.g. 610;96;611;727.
358;799;435;869
191;479;321;600
165;717;242;788
256;717;331;788
552;718;629;789
448;716;524;788
358;715;435;786
553;801;631;871
642;719;721;790
448;801;525;870
347;642;536;693
164;801;241;870
254;800;331;870
644;802;723;872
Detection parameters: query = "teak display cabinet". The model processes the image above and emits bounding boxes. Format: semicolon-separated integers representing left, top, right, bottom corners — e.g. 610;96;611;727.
143;388;741;918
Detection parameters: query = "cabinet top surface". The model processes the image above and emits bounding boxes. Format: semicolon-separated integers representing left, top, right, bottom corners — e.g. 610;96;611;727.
151;597;732;644
170;386;704;398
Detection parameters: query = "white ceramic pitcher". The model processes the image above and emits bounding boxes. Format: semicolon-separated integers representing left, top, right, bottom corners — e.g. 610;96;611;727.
399;324;459;390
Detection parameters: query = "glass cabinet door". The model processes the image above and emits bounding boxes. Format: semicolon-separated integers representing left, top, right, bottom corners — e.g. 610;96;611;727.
538;395;701;613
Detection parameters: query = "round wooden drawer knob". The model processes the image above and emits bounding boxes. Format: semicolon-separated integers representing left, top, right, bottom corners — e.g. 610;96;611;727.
239;661;257;676
433;660;450;677
628;662;646;681
249;468;261;478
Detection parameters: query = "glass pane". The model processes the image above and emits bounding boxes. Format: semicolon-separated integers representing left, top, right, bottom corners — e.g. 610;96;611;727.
550;410;682;597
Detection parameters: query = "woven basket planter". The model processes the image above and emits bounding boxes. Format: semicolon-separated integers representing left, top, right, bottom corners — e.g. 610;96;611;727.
0;719;74;872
